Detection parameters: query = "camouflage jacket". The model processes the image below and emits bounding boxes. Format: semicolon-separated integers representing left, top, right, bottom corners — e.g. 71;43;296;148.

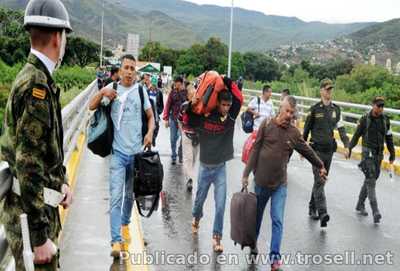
0;53;67;247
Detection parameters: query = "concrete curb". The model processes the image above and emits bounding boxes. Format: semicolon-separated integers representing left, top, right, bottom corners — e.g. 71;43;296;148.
58;132;86;241
58;132;150;270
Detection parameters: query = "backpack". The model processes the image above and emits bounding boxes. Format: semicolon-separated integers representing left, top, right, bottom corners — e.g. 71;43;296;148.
134;149;164;217
191;71;227;115
241;97;260;133
87;82;117;157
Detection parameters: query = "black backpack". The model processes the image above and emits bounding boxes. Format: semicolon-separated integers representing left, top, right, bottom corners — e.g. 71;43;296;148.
134;149;164;217
87;82;117;157
241;97;260;133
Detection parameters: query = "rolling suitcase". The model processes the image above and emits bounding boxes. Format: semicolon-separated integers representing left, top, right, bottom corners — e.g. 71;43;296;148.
230;187;257;249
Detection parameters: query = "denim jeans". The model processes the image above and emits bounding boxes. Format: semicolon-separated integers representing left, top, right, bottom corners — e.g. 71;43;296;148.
255;183;287;262
192;163;227;236
109;150;135;244
169;117;182;161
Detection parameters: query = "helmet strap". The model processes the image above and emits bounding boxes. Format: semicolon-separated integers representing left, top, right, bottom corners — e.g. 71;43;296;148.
55;30;66;70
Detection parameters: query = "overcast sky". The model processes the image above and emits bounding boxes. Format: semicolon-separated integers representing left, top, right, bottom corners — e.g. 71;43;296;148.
184;0;399;23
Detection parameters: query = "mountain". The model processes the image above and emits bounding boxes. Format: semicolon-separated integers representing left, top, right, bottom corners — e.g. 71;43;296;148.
349;18;400;53
0;0;375;52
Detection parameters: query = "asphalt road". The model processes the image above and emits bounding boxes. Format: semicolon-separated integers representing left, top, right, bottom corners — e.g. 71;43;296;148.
141;122;400;271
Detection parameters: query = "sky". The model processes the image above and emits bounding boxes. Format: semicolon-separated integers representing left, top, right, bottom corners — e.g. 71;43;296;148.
184;0;399;23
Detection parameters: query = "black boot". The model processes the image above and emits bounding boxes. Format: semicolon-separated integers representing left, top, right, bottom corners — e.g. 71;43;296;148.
373;212;382;224
371;201;381;224
319;211;330;228
186;179;193;192
355;201;368;216
309;207;319;220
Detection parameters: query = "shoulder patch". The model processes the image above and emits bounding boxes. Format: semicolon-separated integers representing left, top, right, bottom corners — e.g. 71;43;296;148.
32;88;47;100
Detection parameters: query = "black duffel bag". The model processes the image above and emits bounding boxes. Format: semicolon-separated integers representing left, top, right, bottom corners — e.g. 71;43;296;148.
134;149;164;217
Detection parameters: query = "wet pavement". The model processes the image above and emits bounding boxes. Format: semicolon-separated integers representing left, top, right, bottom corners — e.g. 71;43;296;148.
59;120;400;271
141;122;400;271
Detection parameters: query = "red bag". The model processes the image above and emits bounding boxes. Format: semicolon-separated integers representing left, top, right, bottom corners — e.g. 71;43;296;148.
241;131;258;164
192;71;227;115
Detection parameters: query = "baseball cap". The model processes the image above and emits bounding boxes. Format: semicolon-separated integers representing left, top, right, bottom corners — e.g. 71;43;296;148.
320;78;334;90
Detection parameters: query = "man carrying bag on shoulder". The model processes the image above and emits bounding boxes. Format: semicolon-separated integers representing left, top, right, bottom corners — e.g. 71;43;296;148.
89;54;155;258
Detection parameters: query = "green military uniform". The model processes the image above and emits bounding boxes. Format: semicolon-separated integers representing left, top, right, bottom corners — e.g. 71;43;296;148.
303;87;349;222
349;102;395;223
0;53;67;270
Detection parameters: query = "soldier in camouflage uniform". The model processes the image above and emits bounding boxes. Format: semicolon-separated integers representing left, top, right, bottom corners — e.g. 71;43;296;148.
348;96;396;224
0;0;73;269
303;79;349;228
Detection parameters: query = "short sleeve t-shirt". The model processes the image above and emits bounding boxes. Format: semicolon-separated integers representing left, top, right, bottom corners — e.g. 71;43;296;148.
108;82;151;155
248;97;275;130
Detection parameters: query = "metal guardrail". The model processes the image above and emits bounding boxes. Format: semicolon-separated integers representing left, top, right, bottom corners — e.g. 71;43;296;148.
0;79;98;269
243;88;400;140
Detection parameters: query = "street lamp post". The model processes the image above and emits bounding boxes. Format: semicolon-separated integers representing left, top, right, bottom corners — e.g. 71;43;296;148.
227;0;234;78
100;0;105;67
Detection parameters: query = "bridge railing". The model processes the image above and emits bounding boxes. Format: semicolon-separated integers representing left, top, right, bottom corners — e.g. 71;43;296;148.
0;79;98;270
243;88;400;140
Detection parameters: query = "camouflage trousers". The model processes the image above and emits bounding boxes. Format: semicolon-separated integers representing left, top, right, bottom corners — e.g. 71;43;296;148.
5;227;59;271
309;150;334;214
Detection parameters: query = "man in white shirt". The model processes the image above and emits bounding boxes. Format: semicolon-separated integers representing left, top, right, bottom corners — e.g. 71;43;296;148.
89;54;155;258
247;85;275;130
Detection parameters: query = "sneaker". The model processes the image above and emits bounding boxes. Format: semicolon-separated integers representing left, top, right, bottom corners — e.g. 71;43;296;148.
121;242;129;252
249;246;258;263
212;235;224;253
373;212;382;224
191;218;200;234
309;208;319;220
186;179;193;192
110;242;121;258
320;213;330;228
121;225;131;244
172;159;176;165
355;205;368;216
271;260;283;271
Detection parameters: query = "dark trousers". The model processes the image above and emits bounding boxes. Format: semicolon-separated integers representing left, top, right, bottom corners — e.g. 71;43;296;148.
309;150;333;213
357;149;383;214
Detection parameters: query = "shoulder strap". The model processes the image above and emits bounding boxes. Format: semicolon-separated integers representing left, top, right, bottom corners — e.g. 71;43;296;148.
136;194;159;218
138;85;144;110
113;81;118;90
257;96;260;112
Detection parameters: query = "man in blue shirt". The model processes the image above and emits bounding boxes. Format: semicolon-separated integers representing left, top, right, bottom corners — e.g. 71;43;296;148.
89;54;154;258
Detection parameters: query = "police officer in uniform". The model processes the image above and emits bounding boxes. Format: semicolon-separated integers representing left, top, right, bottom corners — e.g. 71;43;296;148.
0;0;73;269
303;79;349;227
348;96;395;224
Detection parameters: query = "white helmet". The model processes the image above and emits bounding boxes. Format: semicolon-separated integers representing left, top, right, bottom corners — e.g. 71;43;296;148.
24;0;72;33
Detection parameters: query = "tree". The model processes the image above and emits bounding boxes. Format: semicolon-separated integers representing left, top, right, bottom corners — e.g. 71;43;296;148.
64;37;100;67
203;37;228;73
243;52;281;82
175;45;205;77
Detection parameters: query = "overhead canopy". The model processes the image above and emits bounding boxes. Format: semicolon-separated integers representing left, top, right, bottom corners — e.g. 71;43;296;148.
137;63;160;73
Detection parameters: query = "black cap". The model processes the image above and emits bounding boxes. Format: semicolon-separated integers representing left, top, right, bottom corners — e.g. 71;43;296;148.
372;96;385;106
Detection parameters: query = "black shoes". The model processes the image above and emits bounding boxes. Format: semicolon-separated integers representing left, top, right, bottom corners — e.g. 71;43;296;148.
373;212;382;224
309;208;319;220
320;213;330;228
355;204;369;216
186;179;193;192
